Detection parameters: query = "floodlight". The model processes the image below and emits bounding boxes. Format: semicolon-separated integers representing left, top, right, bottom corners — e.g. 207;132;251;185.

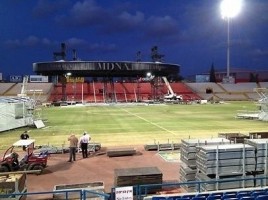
221;0;243;19
220;0;243;82
66;72;72;76
146;72;152;77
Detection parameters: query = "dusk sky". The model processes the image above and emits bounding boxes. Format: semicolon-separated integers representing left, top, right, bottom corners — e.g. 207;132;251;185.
0;0;268;78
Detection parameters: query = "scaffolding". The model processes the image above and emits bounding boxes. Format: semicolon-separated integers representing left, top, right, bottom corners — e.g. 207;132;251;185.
0;96;35;132
255;88;268;121
236;88;268;121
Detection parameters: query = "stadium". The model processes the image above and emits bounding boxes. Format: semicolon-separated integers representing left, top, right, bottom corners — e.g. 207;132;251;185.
1;43;268;200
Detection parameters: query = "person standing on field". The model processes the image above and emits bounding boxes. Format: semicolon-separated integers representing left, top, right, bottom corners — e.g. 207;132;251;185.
20;130;29;151
67;133;78;162
79;131;91;158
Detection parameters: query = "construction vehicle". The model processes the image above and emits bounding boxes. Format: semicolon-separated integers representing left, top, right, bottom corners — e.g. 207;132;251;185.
0;139;48;174
162;77;183;102
163;92;183;102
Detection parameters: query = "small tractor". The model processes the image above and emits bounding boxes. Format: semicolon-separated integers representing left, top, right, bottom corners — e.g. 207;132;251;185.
0;139;48;174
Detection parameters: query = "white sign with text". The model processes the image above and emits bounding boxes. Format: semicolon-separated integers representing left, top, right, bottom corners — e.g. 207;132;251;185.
115;186;133;200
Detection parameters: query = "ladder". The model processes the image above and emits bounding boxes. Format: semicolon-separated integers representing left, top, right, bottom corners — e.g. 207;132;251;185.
18;76;29;97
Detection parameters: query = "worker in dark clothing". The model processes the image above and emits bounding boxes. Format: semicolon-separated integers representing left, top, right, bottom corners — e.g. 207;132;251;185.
20;131;29;151
11;152;19;170
21;131;29;140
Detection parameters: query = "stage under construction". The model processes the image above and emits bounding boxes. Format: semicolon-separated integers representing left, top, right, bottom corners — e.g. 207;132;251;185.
33;61;181;102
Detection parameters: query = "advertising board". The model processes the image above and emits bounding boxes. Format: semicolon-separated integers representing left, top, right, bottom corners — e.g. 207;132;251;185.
10;75;23;83
29;75;48;82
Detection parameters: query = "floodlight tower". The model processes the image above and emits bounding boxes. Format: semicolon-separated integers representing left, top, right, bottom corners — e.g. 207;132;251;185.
220;0;242;82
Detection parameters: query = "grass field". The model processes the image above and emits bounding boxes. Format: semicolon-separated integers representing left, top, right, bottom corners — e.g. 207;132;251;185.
0;101;266;150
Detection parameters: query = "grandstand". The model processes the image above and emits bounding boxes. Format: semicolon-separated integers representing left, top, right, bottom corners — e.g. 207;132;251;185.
0;82;53;103
30;57;267;103
0;81;266;103
0;82;16;94
185;82;262;101
43;82;268;103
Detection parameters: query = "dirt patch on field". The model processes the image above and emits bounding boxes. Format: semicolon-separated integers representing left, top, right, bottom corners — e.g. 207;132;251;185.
25;145;181;199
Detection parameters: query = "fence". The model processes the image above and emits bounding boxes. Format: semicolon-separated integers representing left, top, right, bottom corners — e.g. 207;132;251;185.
2;176;268;200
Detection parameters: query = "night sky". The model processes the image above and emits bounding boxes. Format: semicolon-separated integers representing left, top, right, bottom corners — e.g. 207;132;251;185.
0;0;267;78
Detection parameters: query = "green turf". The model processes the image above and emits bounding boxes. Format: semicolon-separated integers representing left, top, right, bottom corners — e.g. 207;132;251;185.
0;101;266;150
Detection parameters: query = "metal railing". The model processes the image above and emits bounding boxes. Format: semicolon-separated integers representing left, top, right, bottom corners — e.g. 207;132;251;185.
2;176;268;200
136;176;268;200
0;189;110;200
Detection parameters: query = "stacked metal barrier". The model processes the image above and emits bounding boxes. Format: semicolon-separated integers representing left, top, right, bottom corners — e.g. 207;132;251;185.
246;138;268;186
179;137;268;192
179;138;230;192
195;144;255;191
